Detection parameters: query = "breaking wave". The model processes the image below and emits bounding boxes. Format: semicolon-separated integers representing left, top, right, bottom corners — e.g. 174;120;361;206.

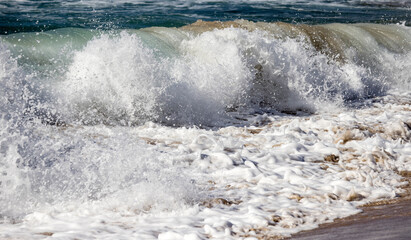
0;20;411;226
1;21;410;127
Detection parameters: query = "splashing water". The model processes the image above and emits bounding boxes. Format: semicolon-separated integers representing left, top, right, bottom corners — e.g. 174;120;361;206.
0;20;411;239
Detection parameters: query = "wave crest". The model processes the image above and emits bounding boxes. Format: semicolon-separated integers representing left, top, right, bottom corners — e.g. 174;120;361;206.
1;22;410;126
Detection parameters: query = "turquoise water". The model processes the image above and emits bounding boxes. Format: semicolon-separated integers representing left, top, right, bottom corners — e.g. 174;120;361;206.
1;0;410;34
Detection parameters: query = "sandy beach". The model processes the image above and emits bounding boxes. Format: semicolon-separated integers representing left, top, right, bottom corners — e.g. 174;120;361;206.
288;172;411;240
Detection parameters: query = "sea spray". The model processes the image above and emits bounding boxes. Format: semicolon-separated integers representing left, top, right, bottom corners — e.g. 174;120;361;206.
1;23;410;127
52;23;411;126
0;40;200;218
0;21;410;238
0;42;31;218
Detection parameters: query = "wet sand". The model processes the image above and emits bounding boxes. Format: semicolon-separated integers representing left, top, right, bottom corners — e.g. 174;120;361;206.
288;172;411;240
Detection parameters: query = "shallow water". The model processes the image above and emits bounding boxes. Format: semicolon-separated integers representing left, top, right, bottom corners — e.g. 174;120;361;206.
1;1;411;239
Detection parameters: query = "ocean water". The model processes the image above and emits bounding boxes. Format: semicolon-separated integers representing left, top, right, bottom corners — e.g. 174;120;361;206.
1;0;410;33
1;1;411;239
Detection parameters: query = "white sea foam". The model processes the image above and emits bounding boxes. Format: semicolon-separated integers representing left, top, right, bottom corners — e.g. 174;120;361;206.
0;23;410;239
1;91;410;239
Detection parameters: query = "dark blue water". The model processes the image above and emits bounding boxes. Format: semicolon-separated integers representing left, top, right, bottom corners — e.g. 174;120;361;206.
1;0;410;34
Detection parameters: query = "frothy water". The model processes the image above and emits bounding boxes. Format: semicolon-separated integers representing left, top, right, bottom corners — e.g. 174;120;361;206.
0;20;411;239
2;22;410;126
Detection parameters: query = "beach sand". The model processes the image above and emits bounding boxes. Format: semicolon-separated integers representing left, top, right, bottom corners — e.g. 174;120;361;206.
287;172;411;240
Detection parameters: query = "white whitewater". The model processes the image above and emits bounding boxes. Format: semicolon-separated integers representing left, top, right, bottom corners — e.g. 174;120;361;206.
0;22;410;239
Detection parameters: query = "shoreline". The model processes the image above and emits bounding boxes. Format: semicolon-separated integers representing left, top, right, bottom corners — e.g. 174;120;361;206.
285;171;411;239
